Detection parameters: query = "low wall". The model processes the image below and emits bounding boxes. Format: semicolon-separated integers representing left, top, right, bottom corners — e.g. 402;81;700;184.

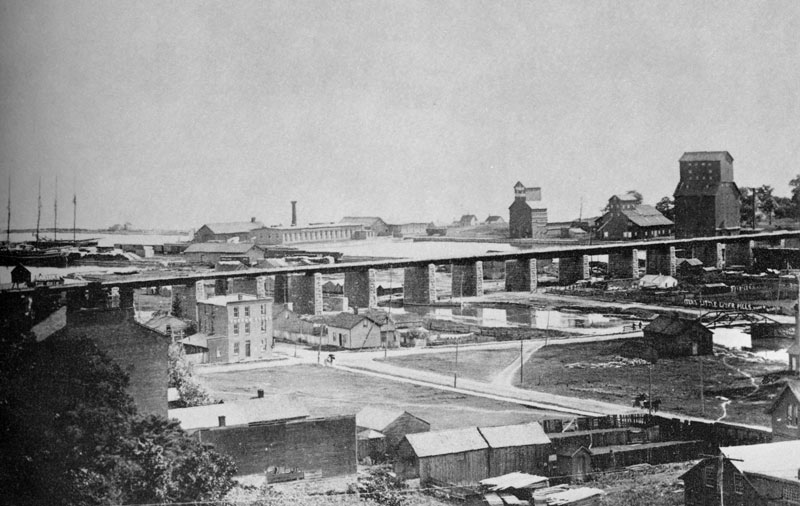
197;415;356;478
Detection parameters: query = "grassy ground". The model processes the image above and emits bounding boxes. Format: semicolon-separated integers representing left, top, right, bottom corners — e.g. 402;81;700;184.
195;364;565;430
520;338;787;426
381;349;521;383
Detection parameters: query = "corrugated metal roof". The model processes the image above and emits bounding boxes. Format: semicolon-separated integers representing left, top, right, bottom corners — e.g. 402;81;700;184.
202;221;265;234
479;422;550;448
169;396;309;431
405;427;488;457
184;242;262;254
679;151;733;162
721;440;800;482
357;406;407;431
620;205;673;227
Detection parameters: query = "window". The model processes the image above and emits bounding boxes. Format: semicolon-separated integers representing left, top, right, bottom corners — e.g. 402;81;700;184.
704;466;716;488
789;404;799;427
261;304;267;315
245;306;250;317
245;341;251;357
233;323;239;335
233;306;239;318
216;348;221;358
233;342;239;355
245;322;250;334
733;473;743;495
262;339;267;351
261;320;267;332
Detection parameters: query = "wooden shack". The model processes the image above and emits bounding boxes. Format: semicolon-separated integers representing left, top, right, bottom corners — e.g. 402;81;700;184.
11;263;31;288
356;406;430;457
396;427;489;486
643;315;713;357
556;447;592;483
478;422;551;477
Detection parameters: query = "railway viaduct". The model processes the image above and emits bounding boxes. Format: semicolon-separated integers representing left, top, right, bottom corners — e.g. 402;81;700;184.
3;230;799;319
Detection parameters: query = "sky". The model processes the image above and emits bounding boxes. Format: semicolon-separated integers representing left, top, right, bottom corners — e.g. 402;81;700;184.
1;0;799;230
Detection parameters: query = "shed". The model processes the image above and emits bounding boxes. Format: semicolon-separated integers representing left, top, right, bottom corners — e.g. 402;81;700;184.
357;429;387;462
643;315;713;357
556;447;593;483
396;427;490;486
479;422;552;476
11;263;31;287
765;381;800;442
638;274;677;290
356;406;430;456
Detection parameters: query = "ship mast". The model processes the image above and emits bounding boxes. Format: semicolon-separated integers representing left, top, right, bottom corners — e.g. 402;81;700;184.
72;190;77;242
54;175;58;241
5;175;10;247
36;176;42;243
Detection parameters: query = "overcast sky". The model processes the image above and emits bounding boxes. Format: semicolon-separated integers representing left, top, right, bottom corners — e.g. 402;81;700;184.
1;0;799;230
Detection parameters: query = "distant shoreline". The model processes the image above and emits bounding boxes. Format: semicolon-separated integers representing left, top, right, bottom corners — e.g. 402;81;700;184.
2;228;192;236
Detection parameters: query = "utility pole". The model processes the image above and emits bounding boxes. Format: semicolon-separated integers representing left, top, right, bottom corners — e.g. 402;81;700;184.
648;363;653;417
36;176;41;244
54;175;58;241
454;339;459;388
519;338;524;385
5;175;10;247
700;355;705;416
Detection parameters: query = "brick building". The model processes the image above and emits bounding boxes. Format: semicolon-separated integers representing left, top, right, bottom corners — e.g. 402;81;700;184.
193;218;264;242
595;193;673;240
195;293;273;364
509;181;548;239
673;151;741;238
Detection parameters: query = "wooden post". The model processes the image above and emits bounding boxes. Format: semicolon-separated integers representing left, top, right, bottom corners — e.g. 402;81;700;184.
454;339;459;388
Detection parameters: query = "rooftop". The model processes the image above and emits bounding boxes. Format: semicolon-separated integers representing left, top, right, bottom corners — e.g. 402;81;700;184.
721;440;800;482
679;151;733;163
405;427;488;458
478;422;550;448
645;314;711;336
199;293;264;306
357;406;426;431
620;205;673;227
168;396;310;431
200;221;265;234
184;242;262;254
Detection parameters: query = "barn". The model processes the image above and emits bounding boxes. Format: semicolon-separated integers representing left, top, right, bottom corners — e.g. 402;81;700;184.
478;422;552;477
356;406;430;458
395;427;489;486
643;315;713;357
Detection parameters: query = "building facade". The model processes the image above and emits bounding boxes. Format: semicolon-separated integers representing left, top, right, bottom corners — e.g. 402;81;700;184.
643;315;713;357
673;151;741;238
251;223;368;245
322;311;398;349
196;293;273;364
183;242;265;265
340;216;390;236
509;181;548;238
766;382;800;442
595;193;673;240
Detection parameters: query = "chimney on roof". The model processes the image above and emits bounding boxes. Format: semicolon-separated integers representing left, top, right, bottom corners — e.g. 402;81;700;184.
291;201;297;227
218;415;226;427
251;217;256;223
257;389;264;398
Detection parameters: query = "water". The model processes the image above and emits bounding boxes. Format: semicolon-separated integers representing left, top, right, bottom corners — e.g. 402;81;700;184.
712;326;789;362
7;231;191;247
394;304;631;333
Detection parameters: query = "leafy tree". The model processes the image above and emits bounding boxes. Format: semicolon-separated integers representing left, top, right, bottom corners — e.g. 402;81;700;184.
654;196;675;221
170;293;183;318
168;343;213;408
349;466;409;506
774;196;795;220
756;185;776;225
0;337;235;505
740;187;756;228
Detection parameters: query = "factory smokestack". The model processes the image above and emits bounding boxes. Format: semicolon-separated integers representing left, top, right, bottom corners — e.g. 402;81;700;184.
291;201;297;227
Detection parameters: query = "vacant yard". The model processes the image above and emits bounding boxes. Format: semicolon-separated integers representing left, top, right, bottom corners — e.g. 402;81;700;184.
381;348;521;382
520;338;787;426
195;364;565;429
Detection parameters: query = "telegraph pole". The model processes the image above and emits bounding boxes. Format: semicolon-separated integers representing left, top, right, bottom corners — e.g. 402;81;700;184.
454;339;459;388
519;338;524;385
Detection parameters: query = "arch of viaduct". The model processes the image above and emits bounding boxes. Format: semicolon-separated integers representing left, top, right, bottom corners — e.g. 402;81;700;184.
5;230;800;317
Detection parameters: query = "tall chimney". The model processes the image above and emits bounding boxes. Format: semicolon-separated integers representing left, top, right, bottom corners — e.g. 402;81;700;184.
218;416;226;427
291;201;297;227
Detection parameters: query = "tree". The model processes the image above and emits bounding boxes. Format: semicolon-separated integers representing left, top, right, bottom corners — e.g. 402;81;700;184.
168;343;213;408
740;187;756;228
0;337;235;505
170;293;183;318
655;196;675;221
756;185;776;225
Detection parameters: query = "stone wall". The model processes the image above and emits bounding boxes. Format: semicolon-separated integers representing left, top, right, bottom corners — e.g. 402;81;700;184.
344;269;377;309
451;262;483;297
403;264;437;304
505;259;537;292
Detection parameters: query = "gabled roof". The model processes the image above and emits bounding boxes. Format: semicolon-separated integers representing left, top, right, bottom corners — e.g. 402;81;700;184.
169;396;309;431
322;312;383;330
184;242;262;254
514;181;526;189
485;215;504;223
620;205;673;227
765;381;800;414
644;315;711;336
479;422;550;448
721;440;800;482
679;151;733;163
610;192;641;203
144;314;189;332
180;333;209;349
340;216;386;227
357;406;428;431
200;221;265;234
678;258;704;267
459;214;478;222
404;427;488;458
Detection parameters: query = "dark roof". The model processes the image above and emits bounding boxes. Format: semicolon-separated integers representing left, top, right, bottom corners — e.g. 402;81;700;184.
357;406;428;431
460;214;477;221
674;181;741;198
485;215;504;223
644;315;711;337
514;181;526;188
611;192;640;203
323;312;374;330
678;258;704;267
184;242;262;254
200;221;264;234
679;151;733;163
765;381;800;414
620;205;673;227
